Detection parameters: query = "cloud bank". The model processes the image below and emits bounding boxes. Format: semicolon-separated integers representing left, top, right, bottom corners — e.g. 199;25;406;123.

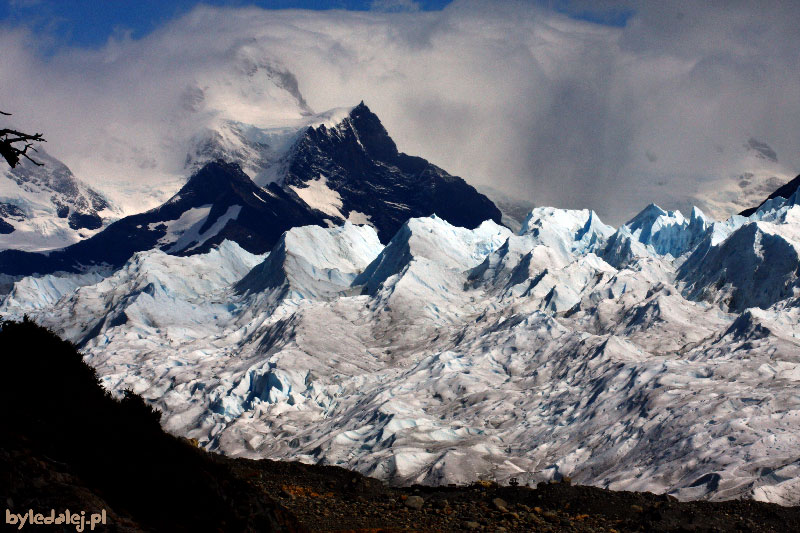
1;0;799;223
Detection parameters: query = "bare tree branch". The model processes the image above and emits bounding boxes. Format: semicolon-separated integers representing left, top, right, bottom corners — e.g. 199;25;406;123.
0;112;46;168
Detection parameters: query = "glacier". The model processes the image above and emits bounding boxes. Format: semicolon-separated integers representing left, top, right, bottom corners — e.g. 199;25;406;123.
3;195;800;506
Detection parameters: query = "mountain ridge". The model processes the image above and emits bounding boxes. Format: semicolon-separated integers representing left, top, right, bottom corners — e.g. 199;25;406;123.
0;160;328;276
0;103;502;277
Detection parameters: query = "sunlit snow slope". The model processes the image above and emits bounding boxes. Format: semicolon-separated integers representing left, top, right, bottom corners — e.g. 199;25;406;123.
4;182;800;506
0;149;117;252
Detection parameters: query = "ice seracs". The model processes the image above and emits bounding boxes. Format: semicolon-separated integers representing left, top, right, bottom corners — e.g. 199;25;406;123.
518;207;614;257
237;222;383;300
354;215;511;295
4;175;800;506
622;203;697;257
678;210;800;312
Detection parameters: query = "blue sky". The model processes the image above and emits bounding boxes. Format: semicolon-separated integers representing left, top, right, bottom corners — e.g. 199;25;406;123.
0;0;633;49
0;1;453;48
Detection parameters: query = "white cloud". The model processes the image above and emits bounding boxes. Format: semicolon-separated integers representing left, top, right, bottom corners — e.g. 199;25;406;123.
1;1;799;223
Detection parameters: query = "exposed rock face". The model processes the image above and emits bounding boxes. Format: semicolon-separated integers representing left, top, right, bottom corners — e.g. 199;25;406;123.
284;102;502;242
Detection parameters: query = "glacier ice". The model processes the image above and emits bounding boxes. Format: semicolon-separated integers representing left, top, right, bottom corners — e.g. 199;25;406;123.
4;198;800;506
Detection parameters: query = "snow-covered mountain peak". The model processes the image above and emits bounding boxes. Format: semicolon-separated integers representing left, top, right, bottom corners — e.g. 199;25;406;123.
0;149;118;252
180;101;499;247
53;51;321;217
185;105;361;188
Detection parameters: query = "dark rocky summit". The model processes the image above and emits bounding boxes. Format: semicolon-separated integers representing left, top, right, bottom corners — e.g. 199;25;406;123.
0;104;501;277
284;102;502;242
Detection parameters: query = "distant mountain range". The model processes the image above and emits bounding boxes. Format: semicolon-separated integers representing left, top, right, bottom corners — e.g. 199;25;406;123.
0;103;499;277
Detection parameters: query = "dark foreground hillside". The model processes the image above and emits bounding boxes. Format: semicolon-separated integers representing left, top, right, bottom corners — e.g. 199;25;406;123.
2;319;798;532
0;318;300;532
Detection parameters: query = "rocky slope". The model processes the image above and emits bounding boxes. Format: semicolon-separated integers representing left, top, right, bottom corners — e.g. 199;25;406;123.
0;318;299;532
